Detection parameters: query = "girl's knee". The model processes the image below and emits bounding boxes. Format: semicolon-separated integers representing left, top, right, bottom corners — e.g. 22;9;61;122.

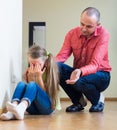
17;81;26;86
27;82;37;90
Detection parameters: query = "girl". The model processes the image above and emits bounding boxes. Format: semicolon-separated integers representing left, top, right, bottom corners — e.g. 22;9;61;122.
0;44;59;120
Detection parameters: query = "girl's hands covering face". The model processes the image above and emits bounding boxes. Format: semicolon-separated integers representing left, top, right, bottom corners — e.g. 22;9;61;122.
28;63;45;77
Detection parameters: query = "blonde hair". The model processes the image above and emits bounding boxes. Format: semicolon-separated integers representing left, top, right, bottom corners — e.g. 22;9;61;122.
28;44;59;109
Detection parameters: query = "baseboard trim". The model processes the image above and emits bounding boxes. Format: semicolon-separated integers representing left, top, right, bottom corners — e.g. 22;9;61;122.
0;107;7;114
60;97;117;101
60;98;70;101
0;98;117;114
0;108;6;114
105;98;117;101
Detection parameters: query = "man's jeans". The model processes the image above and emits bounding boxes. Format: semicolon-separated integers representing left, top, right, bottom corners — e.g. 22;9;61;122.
58;62;111;105
12;81;53;115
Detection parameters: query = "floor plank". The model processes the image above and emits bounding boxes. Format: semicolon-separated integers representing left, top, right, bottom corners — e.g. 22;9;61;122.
0;101;117;130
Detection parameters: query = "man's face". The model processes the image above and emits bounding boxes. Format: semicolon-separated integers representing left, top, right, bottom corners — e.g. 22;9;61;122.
80;12;99;37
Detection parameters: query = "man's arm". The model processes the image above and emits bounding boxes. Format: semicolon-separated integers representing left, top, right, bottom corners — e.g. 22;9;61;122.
56;32;72;62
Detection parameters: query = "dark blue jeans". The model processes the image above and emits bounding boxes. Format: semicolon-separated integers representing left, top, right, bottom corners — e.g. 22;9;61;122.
12;81;53;115
58;62;111;105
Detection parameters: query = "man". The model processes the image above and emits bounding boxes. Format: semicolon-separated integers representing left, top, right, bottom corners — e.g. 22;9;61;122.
56;7;111;112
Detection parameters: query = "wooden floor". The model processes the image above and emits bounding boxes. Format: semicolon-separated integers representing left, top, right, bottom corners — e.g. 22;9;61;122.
0;101;117;130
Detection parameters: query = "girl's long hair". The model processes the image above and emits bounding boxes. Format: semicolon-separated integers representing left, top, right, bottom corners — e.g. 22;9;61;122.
45;53;59;109
28;44;59;109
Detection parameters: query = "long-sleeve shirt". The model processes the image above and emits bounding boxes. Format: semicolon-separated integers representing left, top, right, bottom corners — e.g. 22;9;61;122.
56;26;112;76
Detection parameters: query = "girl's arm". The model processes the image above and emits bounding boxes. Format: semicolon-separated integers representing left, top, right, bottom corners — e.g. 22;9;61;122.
35;73;46;91
23;68;29;82
34;64;46;91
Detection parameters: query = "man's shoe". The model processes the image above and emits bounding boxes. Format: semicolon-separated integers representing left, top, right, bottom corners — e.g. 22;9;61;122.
79;95;87;107
66;104;84;112
89;102;104;112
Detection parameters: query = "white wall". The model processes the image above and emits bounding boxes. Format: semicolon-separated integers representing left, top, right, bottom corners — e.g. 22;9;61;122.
23;0;117;98
0;0;22;108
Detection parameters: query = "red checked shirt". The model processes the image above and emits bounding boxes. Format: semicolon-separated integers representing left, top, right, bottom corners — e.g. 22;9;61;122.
56;26;112;76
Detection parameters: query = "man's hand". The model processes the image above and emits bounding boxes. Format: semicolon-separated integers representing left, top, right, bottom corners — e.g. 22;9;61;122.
66;69;82;84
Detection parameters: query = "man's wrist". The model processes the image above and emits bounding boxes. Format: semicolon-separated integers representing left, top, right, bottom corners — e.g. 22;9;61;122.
79;69;82;77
